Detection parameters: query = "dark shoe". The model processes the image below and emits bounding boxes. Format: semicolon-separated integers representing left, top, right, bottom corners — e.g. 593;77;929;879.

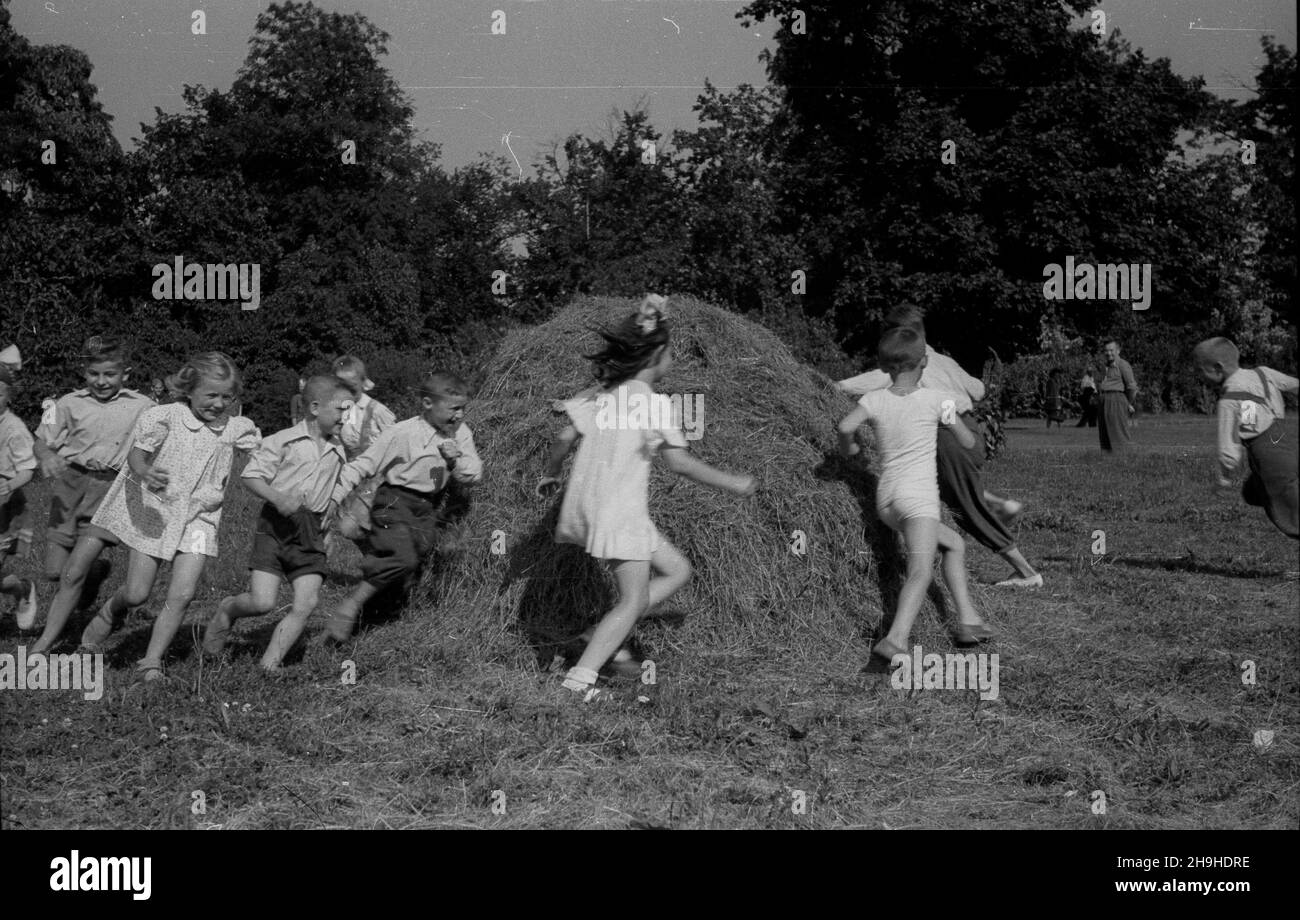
952;622;998;645
872;638;909;665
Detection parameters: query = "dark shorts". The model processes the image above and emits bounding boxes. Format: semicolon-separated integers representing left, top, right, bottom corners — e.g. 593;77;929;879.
1;486;30;558
47;465;116;549
249;504;328;581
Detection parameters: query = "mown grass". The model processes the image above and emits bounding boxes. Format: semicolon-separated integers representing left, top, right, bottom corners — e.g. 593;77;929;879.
1;414;1295;829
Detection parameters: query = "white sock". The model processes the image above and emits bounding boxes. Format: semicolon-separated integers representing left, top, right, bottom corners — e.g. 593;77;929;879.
562;666;598;690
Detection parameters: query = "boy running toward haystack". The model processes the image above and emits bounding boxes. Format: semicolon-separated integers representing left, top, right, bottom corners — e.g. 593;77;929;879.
837;326;995;666
320;371;482;640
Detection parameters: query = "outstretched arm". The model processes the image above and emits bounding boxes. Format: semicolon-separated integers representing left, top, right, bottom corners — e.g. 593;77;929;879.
661;445;754;495
537;425;580;496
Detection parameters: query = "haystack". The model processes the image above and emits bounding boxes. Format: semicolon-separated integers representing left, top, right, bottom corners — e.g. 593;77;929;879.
419;295;897;665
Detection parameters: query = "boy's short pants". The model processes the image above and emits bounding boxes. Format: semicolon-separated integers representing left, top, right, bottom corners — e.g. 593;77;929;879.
47;465;117;549
1;486;30;558
249;505;328;581
877;494;940;532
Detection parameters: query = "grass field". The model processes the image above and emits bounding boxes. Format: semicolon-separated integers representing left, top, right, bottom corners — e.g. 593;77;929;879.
1;413;1296;829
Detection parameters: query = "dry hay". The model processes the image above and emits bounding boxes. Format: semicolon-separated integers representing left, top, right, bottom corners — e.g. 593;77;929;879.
416;295;899;665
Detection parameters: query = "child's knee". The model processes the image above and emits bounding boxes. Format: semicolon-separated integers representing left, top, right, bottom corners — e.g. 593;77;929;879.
121;585;152;608
165;587;198;610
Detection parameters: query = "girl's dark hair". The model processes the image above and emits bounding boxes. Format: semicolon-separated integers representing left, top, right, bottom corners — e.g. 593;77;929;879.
586;296;671;386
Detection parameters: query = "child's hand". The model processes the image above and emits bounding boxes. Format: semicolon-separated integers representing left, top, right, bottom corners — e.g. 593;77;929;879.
1215;475;1233;491
0;481;10;504
274;491;303;517
143;468;170;492
549;399;567;414
438;440;462;463
40;455;68;479
840;442;861;458
536;476;562;498
733;474;757;497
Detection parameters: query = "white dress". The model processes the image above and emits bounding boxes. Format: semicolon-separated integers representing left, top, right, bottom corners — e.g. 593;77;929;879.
90;403;260;559
555;379;687;561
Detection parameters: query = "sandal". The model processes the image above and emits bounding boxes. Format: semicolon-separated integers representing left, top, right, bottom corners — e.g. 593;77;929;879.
952;622;998;645
135;661;165;683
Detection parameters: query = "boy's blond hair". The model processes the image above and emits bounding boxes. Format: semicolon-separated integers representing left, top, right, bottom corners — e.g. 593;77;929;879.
1193;337;1239;369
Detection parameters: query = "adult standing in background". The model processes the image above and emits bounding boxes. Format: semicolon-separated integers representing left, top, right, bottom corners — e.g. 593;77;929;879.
1098;341;1138;452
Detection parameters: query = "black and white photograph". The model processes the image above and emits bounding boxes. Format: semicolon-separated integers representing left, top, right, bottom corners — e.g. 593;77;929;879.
0;0;1296;866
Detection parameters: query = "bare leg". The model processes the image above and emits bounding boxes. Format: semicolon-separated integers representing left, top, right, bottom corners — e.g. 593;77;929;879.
138;552;205;670
43;542;70;583
998;546;1038;579
81;549;158;648
32;536;107;654
324;581;379;641
882;517;939;648
205;570;281;656
262;574;322;669
569;558;650;679
936;522;983;627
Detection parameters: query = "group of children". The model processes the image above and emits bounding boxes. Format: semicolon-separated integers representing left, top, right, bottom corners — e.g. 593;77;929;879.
0;338;481;679
0;302;1296;697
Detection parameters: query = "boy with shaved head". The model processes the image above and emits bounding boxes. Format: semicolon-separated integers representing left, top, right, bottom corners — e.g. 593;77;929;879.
1193;337;1298;539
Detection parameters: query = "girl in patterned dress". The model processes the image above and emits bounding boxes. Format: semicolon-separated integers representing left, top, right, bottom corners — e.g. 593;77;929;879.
537;296;756;700
80;353;260;680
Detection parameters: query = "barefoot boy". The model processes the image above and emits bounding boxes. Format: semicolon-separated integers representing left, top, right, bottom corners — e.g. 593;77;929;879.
203;375;353;669
1194;337;1298;539
321;371;482;640
30;336;154;652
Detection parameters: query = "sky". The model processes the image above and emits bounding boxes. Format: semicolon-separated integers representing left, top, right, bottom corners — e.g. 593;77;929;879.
9;0;1298;175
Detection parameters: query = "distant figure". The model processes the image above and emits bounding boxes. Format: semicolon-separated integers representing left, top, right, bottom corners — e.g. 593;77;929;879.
1044;368;1065;428
1194;337;1298;540
289;376;306;425
0;344;22;374
1076;369;1097;428
1098;341;1138;452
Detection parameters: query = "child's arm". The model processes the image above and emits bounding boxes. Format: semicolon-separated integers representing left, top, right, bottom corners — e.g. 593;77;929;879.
33;399;69;478
1214;398;1241;484
836;369;889;397
242;476;302;516
330;427;397;505
127;446;169;491
942;413;978;451
1263;367;1299;398
537;425;580;496
836;405;871;457
443;426;483;485
661;445;755;495
0;469;32;503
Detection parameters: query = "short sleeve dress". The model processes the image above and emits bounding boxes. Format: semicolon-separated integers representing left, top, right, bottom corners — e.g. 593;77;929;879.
554;379;688;561
90;403;261;560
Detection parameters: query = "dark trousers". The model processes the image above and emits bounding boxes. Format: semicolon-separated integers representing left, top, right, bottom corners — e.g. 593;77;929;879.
936;418;1014;553
1243;426;1299;540
1098;392;1131;452
360;483;441;590
1075;388;1097;427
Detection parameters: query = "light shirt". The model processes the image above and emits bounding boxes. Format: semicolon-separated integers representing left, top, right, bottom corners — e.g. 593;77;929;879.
838;346;985;413
339;393;396;459
332;415;482;503
0;410;37;481
241;420;346;513
36;388;154;471
1099;358;1137;398
1215;366;1299;470
856;388;949;506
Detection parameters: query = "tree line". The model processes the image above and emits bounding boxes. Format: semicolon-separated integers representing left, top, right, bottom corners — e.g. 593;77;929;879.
2;0;1293;424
